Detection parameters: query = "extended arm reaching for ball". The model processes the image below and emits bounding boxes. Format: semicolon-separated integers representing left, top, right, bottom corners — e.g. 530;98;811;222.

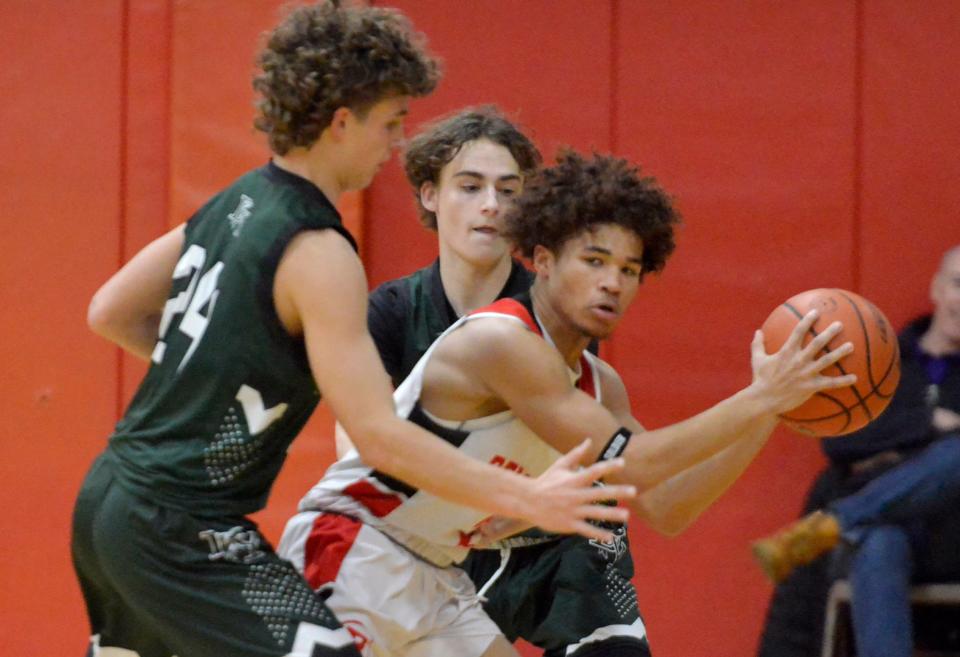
471;308;857;542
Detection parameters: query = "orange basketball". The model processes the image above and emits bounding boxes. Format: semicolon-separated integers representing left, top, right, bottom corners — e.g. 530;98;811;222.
762;288;901;437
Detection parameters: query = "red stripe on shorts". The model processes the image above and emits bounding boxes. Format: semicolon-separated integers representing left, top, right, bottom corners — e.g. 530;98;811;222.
343;479;403;517
303;513;362;589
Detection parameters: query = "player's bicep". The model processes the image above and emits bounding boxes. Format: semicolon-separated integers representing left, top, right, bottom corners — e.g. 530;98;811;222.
469;326;621;458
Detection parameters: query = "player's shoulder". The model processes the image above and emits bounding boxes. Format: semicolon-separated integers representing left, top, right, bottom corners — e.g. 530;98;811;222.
368;262;434;316
470;296;536;327
285;226;358;258
370;268;419;305
452;309;543;362
276;229;365;302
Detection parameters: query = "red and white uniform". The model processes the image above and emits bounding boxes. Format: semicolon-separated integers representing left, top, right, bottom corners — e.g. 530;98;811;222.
278;298;601;657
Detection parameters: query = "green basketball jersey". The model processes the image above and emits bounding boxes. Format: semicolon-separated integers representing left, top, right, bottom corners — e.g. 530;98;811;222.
367;259;534;387
106;162;356;516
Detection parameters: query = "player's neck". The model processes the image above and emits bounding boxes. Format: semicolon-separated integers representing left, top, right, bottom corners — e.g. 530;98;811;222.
438;250;513;317
530;282;591;368
272;149;343;206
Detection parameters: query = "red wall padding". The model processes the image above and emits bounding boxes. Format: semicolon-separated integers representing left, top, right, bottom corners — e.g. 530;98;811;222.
613;4;859;653
0;3;126;654
860;1;960;314
363;0;615;288
4;2;960;656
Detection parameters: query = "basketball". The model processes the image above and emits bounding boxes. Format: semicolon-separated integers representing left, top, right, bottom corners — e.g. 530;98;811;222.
762;288;901;437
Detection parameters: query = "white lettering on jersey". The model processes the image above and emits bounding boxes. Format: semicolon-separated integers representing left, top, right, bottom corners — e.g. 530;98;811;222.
236;384;288;435
177;261;223;371
151;245;224;372
227;194;254;237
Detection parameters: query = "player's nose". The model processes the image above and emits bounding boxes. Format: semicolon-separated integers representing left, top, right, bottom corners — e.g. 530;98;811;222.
480;186;499;213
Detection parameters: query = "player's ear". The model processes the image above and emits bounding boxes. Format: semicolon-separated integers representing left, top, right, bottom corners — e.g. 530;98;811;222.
532;244;553;276
420;181;438;213
327;107;354;142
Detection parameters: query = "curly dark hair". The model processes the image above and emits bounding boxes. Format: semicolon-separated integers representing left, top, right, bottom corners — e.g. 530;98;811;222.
253;1;441;155
504;150;680;276
403;106;542;229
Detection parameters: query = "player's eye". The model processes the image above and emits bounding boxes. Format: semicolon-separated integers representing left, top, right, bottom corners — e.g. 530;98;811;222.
622;266;641;278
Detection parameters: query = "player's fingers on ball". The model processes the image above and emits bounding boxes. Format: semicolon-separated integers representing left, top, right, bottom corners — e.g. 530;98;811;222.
805;321;843;355
821;373;857;389
812;341;853;369
786;310;819;348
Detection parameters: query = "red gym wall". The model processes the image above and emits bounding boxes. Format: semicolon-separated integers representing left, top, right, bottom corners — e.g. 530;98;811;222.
3;2;960;656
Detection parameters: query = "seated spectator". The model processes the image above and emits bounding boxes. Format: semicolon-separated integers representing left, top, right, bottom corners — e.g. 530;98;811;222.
752;244;960;657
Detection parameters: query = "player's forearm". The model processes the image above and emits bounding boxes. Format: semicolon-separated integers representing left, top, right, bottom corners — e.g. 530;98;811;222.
623;384;776;490
87;224;184;361
339;410;546;521
634;419;774;535
347;412;632;543
351;414;541;520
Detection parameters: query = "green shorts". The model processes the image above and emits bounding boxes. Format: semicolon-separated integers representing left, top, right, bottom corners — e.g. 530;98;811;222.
462;525;650;656
70;455;359;657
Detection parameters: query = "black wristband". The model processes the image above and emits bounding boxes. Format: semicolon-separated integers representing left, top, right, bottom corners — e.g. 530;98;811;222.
599;427;632;462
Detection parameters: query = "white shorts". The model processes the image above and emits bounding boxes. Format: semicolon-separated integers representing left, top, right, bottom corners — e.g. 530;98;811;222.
279;512;502;657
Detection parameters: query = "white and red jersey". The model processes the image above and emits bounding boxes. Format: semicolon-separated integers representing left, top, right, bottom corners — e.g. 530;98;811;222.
292;297;602;567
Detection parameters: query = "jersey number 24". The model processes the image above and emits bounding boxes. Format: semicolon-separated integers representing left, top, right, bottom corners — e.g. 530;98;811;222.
152;244;223;372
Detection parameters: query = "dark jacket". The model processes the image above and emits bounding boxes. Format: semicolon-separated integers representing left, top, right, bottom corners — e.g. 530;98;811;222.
822;316;960;464
757;315;960;657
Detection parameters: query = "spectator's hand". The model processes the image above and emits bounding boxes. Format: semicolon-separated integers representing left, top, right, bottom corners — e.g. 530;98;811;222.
933;406;960;433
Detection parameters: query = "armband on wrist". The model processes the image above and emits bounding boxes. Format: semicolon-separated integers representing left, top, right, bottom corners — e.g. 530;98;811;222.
599;427;632;462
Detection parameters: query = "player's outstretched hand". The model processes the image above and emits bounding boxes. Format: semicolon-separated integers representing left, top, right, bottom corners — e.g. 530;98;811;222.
750;309;857;415
522;438;635;543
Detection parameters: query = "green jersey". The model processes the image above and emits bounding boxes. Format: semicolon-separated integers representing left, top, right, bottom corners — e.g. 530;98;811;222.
367;258;534;387
106;161;356;516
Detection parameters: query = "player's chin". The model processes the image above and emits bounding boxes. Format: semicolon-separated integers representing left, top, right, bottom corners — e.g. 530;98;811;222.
581;319;616;341
588;312;622;335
